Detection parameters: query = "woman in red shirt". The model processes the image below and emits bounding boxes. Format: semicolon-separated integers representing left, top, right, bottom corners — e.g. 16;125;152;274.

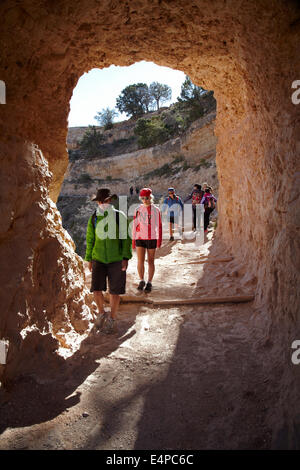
132;188;162;292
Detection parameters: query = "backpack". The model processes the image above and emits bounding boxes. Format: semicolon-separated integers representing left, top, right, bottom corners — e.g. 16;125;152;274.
91;210;124;254
91;209;120;229
167;195;179;204
204;195;216;211
192;190;204;205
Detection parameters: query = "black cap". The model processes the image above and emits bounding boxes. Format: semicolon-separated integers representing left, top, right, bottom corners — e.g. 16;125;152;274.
92;188;117;202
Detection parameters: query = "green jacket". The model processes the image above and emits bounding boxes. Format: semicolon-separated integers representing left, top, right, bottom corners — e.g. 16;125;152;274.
84;207;132;264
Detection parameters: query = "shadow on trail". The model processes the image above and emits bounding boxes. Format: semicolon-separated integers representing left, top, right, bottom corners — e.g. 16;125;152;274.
132;311;273;449
155;239;177;259
0;309;138;436
75;232;277;450
0;231;280;449
131;233;276;450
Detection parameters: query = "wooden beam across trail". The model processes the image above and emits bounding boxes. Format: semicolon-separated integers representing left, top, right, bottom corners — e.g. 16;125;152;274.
151;295;254;306
178;257;234;265
108;294;255;305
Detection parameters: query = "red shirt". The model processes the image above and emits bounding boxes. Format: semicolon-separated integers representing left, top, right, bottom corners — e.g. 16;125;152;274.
132;204;162;249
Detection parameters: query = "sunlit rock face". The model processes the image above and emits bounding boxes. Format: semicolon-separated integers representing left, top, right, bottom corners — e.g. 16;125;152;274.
0;140;94;383
0;0;299;446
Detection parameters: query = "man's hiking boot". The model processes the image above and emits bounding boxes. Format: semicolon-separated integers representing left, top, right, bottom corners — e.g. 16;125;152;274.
144;282;152;293
95;312;108;331
103;316;117;334
137;280;146;291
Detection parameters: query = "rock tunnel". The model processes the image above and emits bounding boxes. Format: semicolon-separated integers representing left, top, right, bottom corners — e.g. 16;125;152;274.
0;0;299;447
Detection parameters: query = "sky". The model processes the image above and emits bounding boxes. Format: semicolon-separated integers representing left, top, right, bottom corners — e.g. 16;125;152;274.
67;61;186;127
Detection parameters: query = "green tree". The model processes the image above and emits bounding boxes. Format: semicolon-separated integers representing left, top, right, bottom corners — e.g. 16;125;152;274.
178;75;206;102
177;76;206;121
94;107;118;130
79;126;105;156
141;86;154;114
149;82;172;110
116;83;155;118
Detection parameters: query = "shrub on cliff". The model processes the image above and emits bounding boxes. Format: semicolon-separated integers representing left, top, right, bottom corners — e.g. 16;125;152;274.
134;116;170;148
68;149;82;162
79;126;105;156
77;173;93;186
134;108;189;149
161;109;188;135
144;162;176;180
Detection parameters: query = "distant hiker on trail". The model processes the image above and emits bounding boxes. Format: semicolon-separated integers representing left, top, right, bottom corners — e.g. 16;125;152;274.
84;188;132;334
130;186;134;196
202;181;209;192
162;187;184;241
184;184;204;231
132;188;162;293
135;187;139;195
201;186;217;232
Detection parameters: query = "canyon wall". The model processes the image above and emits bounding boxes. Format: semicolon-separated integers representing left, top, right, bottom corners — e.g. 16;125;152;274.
0;0;299;446
62;111;217;196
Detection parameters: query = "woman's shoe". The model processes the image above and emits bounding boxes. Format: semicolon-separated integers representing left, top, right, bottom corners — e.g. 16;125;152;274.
137;280;146;290
144;282;152;293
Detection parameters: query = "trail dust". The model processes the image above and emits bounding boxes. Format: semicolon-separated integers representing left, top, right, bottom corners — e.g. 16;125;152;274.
0;227;277;449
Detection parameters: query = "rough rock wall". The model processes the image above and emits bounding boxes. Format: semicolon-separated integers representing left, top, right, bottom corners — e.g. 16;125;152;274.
181;114;217;163
0;0;299;446
0;139;94;384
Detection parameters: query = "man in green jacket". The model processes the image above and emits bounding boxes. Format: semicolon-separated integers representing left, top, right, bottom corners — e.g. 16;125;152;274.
85;188;132;334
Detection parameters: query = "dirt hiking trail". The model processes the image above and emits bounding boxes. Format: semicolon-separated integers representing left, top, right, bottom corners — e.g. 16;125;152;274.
0;229;279;449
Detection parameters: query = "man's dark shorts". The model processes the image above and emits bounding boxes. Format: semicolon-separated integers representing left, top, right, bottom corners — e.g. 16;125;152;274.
169;214;175;225
135;239;157;249
91;260;126;294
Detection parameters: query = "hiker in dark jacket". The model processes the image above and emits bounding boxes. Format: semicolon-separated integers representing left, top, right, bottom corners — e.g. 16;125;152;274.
184;184;204;231
162;187;184;241
201;186;217;232
84;188;132;334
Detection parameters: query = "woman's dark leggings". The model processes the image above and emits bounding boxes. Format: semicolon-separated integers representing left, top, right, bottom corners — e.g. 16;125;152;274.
192;205;197;230
204;209;213;230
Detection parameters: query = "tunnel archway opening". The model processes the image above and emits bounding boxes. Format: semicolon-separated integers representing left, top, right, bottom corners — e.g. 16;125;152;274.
58;61;218;260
